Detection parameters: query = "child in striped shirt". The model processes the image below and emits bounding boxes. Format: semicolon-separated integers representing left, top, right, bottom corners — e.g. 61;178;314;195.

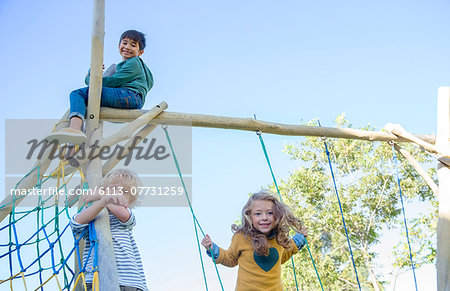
70;168;147;291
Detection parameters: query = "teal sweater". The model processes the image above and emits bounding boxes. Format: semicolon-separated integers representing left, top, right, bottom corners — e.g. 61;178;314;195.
85;57;154;101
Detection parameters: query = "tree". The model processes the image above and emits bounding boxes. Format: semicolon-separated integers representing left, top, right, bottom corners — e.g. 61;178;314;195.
273;114;437;290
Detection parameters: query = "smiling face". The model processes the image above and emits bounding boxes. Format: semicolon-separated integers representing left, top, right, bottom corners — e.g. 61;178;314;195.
118;37;144;60
250;200;276;234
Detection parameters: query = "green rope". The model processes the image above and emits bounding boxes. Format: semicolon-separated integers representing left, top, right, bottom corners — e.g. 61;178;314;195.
37;192;44;286
256;131;324;291
163;126;225;291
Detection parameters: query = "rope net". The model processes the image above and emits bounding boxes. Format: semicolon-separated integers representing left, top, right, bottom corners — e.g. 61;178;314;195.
0;157;97;291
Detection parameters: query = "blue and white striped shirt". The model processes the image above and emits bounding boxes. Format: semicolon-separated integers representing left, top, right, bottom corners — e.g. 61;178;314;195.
70;209;148;291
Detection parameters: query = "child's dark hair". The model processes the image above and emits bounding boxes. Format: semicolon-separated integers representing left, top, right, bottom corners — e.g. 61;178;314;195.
232;189;307;256
120;30;146;51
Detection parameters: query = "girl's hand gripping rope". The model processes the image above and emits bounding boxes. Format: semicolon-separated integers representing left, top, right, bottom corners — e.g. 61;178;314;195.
202;234;220;260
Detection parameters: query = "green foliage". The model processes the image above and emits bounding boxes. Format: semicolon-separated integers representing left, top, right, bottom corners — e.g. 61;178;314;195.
275;114;437;290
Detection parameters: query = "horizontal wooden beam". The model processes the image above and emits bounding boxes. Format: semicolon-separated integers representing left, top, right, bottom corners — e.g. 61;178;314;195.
100;108;436;144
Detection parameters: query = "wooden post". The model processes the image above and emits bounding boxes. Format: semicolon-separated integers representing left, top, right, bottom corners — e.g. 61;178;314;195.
102;124;158;176
99;109;436;144
393;144;439;197
436;87;450;291
75;0;120;290
385;123;450;157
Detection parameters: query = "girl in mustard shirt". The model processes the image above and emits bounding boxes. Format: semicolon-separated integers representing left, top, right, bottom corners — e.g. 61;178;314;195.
202;189;308;291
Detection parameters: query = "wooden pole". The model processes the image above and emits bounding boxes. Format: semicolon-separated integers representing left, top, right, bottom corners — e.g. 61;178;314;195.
75;0;120;290
100;108;436;144
436;87;450;291
385;123;450;157
62;102;168;177
98;102;167;149
102;124;158;176
393;143;439;197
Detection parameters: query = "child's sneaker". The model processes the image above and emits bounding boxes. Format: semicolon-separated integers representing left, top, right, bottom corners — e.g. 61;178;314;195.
45;128;87;144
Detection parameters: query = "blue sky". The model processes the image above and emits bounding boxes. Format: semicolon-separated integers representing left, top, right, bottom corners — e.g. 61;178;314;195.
1;0;449;290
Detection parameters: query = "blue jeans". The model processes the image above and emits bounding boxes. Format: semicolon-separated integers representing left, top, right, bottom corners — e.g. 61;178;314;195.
69;87;144;120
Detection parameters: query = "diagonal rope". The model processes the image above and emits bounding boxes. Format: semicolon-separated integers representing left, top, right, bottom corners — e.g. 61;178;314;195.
390;143;418;291
163;125;224;291
321;136;362;291
256;130;324;291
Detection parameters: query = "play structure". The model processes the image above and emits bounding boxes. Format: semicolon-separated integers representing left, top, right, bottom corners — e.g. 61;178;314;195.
1;1;449;290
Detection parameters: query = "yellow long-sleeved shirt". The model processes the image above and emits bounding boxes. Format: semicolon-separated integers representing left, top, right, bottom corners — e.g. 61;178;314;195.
216;232;298;291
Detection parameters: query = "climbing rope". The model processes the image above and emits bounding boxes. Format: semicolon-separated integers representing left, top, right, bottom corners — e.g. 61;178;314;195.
163;125;224;291
321;135;362;290
390;142;419;291
256;129;324;291
0;160;96;291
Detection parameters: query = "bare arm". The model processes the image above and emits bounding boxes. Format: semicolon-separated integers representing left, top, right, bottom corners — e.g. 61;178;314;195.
74;199;108;224
74;193;128;224
106;204;130;222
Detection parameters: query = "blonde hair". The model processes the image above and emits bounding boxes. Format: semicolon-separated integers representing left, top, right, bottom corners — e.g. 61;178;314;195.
102;168;142;207
232;189;306;256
